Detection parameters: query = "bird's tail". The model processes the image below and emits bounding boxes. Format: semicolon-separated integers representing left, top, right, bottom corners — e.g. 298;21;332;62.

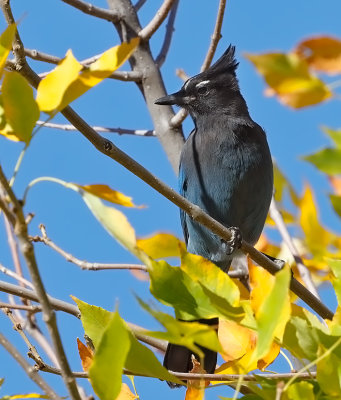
163;317;218;388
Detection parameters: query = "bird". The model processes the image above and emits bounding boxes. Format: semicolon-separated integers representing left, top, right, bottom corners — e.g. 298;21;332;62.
155;45;273;386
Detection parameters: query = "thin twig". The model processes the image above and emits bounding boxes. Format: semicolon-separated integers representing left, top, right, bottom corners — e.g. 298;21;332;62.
0;193;16;226
134;0;147;11
269;198;320;299
35;121;155;136
0;263;34;289
139;0;176;41
22;49;142;82
60;0;121;22
0;331;62;400
0;302;41;313
155;0;179;67
39;363;317;382
2;307;44;366
3;216;31;288
31;224;147;271
200;0;227;72
0;166;82;400
170;0;227;128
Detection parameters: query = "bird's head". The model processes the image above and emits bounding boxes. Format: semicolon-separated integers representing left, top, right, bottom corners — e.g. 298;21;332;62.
155;45;247;119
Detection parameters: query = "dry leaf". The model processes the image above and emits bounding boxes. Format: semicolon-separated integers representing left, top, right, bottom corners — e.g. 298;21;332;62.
77;337;93;371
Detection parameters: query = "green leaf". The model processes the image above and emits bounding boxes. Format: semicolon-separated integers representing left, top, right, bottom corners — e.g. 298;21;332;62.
124;329;181;385
316;343;341;397
303;148;341;174
89;311;130;400
287;381;315;400
136;297;221;358
180;251;240;306
289;317;319;360
1;72;39;144
0;24;16;77
71;296;111;349
252;265;291;361
330;195;341;218
322;126;341;148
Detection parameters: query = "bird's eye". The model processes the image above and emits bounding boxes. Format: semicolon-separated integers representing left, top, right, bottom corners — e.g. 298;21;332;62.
197;86;208;95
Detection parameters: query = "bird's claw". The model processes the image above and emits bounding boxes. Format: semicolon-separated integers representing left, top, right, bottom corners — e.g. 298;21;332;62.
224;226;242;255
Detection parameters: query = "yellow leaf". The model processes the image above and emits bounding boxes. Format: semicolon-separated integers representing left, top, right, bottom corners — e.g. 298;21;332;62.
185;387;205;400
137;232;185;259
116;383;137;400
36;38;139;112
83;192;137;255
299;184;331;257
0;24;17;78
218;319;256;362
77;184;141;207
245;52;332;108
1;72;40;143
36;49;82;112
249;260;275;313
77;338;93;371
257;341;280;371
296;36;341;75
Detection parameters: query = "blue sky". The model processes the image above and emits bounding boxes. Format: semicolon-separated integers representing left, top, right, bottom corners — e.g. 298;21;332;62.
1;1;341;399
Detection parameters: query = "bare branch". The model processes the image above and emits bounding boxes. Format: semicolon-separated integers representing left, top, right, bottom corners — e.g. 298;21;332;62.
155;0;179;67
134;0;147;11
2;307;44;366
36;121;155;137
269;198;320;299
0;301;41;313
0;263;34;289
60;0;121;22
22;48;142;82
139;0;177;41
200;0;227;71
0;195;16;226
39;362;317;383
31;225;148;272
170;0;227;128
0;163;82;400
0;331;62;400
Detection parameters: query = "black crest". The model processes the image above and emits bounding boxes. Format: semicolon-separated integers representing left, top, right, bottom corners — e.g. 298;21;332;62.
204;45;239;77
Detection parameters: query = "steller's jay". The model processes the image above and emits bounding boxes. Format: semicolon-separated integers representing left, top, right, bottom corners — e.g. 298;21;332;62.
155;45;273;386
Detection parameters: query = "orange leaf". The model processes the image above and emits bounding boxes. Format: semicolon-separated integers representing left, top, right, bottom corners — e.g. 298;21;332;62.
329;176;341;195
116;383;137;400
257;342;280;370
77;184;141;207
185;358;206;400
77;338;93;371
245;52;332;108
218;319;256;362
296;36;341;75
185;387;204;400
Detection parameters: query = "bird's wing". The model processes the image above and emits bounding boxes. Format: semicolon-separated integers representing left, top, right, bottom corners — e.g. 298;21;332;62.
178;163;189;245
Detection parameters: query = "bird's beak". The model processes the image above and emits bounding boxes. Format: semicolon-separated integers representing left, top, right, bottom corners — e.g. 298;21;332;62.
155;90;193;106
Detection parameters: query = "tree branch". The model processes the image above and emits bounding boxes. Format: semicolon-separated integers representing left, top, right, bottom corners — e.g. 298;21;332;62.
0;301;41;313
200;0;226;71
138;0;177;41
170;0;227;127
60;0;121;22
22;48;142;82
0;332;62;400
269;197;320;299
0;262;34;289
36;121;155;136
0;163;82;400
38;362;317;382
134;0;147;11
155;0;179;67
31;225;148;272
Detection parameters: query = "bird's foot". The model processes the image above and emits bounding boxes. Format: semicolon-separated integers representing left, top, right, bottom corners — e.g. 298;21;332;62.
224;226;242;255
